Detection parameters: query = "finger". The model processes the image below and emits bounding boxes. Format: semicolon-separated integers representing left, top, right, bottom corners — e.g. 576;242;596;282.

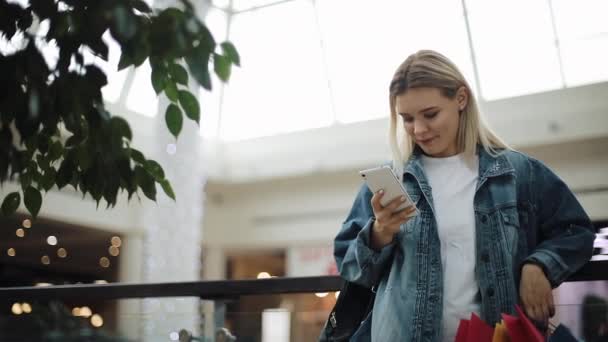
370;190;384;213
403;204;416;214
386;211;409;227
530;306;542;322
387;195;407;212
547;292;555;317
523;303;536;321
539;303;549;322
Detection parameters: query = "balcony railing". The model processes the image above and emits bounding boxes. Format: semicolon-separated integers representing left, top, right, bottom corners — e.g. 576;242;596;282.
0;260;606;342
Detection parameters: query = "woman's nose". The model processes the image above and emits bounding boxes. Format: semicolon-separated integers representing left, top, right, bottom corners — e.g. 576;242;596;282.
413;120;428;135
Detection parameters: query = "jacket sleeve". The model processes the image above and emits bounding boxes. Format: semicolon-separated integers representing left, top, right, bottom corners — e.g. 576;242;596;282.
334;183;397;288
524;157;596;287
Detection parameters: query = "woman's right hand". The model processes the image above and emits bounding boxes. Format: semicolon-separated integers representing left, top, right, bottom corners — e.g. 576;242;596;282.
370;190;416;249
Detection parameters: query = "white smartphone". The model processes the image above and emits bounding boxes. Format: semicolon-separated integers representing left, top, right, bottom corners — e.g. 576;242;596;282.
359;166;417;216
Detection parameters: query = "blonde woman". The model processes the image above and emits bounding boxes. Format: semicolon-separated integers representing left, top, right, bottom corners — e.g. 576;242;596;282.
333;50;595;341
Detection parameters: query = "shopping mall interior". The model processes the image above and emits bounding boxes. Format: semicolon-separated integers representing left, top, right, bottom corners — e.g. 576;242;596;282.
0;0;607;341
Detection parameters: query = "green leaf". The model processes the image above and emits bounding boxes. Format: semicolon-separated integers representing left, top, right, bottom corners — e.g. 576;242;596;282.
48;141;63;161
185;48;212;90
132;0;152;13
130;148;146;164
75;146;92;170
24;186;42;218
1;192;21;216
135;166;156;201
213;53;231;82
20;172;33;189
56;158;76;189
220;41;240;67
40;168;57;191
151;66;167;94
165;104;183;138
145;160;165;181
118;53;132;71
160;179;175;200
164;81;179;102
110;116;133;141
169;63;188;85
112;5;137;41
178;90;200;124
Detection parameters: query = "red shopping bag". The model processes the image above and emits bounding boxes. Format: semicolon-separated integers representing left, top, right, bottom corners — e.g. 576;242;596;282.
454;319;470;342
455;313;494;342
468;313;495;342
501;305;545;342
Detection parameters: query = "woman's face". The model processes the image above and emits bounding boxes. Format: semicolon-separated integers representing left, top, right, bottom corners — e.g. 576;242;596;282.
395;87;467;158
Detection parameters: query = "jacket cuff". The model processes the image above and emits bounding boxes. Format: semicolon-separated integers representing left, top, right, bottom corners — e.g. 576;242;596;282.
355;217;396;271
524;249;570;287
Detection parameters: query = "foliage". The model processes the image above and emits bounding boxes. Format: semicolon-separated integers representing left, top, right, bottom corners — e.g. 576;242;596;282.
0;0;240;217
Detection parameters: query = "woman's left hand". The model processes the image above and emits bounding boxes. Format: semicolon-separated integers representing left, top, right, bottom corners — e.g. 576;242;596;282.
519;263;555;323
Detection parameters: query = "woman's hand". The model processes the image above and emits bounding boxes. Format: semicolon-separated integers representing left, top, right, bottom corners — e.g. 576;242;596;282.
370;190;416;250
519;263;555;325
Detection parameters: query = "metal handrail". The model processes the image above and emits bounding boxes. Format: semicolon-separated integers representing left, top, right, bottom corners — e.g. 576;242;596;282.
1;260;606;301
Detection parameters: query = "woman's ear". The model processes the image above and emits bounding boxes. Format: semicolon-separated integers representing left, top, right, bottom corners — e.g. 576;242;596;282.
457;86;468;111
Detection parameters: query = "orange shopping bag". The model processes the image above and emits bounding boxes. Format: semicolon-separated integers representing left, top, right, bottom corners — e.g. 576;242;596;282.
501;305;545;342
492;321;510;342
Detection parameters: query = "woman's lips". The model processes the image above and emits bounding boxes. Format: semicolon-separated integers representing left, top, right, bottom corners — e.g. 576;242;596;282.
417;137;436;145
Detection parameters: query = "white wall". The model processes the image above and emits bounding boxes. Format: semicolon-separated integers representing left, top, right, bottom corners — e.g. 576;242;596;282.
202;137;608;251
201;83;608;253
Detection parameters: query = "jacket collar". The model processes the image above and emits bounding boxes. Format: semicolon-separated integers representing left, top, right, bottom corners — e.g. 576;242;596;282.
404;144;514;184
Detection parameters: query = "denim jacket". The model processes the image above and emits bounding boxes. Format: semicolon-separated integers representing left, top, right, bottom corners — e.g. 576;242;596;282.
334;147;595;341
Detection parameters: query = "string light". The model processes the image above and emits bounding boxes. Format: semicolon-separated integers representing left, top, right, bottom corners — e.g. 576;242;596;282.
22;219;32;228
16;229;25;237
109;246;120;256
99;257;110;268
41;255;51;265
57;248;67;258
80;307;92;318
72;307;81;316
46;236;58;245
21;303;32;314
11;303;23;315
257;272;271;279
91;314;103;327
111;236;122;247
7;248;16;257
170;332;179;341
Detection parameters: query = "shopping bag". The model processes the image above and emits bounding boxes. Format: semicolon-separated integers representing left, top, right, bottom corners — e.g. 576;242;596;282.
468;313;495;342
501;305;544;342
492;321;510;342
454;319;470;342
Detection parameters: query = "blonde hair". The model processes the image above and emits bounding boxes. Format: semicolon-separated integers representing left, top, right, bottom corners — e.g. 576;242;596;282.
388;50;509;180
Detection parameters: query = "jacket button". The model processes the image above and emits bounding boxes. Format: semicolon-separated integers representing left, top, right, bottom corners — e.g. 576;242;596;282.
487;287;495;297
481;215;488;224
481;251;490;262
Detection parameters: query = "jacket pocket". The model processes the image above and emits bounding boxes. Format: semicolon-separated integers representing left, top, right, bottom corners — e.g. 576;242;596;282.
401;193;422;235
499;206;520;257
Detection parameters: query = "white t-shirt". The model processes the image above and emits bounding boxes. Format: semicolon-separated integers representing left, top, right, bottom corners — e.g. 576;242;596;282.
421;153;481;342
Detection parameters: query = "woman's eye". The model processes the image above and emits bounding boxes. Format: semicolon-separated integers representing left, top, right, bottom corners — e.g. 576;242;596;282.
424;112;438;119
402;115;414;123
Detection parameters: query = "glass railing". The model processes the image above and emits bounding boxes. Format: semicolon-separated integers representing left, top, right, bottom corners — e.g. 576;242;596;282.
0;262;607;341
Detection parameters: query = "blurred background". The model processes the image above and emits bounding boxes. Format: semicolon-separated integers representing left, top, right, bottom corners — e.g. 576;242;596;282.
1;0;607;341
